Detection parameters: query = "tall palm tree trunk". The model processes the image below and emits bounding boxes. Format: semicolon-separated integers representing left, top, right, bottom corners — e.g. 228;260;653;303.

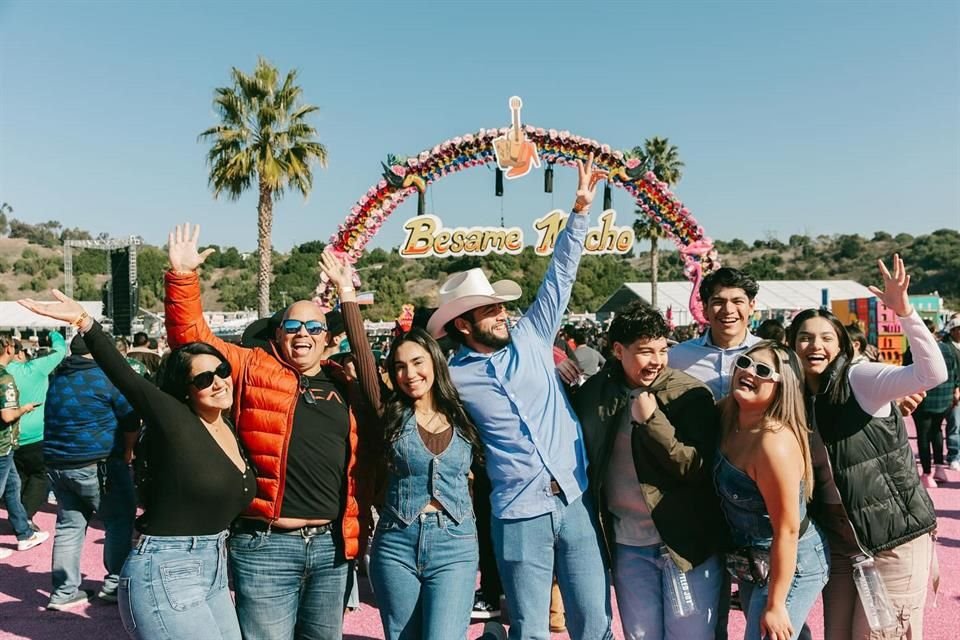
650;236;659;309
256;180;274;317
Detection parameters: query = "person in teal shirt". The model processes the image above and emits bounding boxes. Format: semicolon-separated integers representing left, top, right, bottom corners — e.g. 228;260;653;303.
8;330;67;523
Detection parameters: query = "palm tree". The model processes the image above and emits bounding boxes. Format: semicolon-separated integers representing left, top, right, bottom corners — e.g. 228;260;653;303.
629;137;684;309
200;57;328;317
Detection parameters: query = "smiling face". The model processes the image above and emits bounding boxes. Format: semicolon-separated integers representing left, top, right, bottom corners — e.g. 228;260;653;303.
392;340;436;402
731;348;780;411
276;301;328;375
793;316;842;378
458;303;511;352
186;354;233;414
705;286;756;349
614;336;669;389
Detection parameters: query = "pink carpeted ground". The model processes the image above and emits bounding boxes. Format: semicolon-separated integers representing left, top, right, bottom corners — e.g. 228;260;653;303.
2;420;958;639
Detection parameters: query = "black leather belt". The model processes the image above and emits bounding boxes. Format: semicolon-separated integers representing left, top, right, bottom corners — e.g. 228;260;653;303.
549;480;562;496
232;519;335;537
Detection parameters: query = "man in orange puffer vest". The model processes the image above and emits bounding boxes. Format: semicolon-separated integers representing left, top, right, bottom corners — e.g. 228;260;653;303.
164;224;380;640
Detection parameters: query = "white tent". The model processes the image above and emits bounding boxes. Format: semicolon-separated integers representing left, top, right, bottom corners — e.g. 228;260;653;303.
0;301;104;330
598;280;877;326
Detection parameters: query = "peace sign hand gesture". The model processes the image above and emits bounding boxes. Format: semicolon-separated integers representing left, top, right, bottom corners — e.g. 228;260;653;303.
868;254;913;318
573;152;608;215
168;223;215;273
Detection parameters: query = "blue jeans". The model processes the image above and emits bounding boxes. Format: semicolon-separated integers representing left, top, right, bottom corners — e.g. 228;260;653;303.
228;524;349;640
47;458;136;603
738;525;830;640
491;493;613;640
368;511;479;640
119;531;240;639
613;544;722;640
0;451;32;539
946;403;960;464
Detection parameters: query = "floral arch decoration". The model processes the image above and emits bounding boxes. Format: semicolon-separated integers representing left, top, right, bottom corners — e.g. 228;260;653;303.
318;126;720;325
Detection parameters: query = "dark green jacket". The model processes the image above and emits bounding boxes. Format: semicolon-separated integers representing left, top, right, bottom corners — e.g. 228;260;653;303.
572;363;729;571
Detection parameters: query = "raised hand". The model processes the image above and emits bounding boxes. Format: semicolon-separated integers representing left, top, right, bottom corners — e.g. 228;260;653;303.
867;254;912;317
573;152;608;215
19;289;87;326
168;223;215;273
319;250;355;291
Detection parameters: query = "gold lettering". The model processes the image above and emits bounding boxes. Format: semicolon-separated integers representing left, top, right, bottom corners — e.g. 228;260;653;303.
399;215;438;257
533;210;568;255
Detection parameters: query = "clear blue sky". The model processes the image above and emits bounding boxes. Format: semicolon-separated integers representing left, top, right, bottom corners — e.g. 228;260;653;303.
1;0;957;253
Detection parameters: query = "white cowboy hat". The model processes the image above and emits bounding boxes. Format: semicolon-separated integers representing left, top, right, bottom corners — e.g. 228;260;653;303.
427;268;521;338
946;317;960;332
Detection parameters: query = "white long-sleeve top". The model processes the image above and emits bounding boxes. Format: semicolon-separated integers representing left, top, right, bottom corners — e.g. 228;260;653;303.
848;310;949;417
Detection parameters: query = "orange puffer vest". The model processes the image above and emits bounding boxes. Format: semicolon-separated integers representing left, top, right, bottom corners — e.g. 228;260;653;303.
164;271;362;559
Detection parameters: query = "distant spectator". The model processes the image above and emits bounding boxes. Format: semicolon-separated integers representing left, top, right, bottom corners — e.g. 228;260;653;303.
845;323;879;363
755;318;786;345
572;328;606;377
115;336;149;377
127;332;161;377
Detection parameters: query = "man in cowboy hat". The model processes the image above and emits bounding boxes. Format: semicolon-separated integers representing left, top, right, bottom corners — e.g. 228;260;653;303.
428;154;613;640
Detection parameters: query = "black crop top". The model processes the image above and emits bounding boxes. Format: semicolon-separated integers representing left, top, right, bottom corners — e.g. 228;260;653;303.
82;322;255;535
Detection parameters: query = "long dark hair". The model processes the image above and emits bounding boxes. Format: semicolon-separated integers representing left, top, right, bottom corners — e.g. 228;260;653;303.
787;308;854;404
381;328;483;460
155;342;231;408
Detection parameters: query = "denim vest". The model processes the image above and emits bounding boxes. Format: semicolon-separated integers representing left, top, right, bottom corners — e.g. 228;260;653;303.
713;450;807;549
383;411;474;525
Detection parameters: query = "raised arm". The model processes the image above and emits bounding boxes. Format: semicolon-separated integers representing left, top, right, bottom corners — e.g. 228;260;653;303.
319;251;382;414
22;331;67;376
850;255;948;415
521;154;606;343
18;290;179;423
165;223;251;380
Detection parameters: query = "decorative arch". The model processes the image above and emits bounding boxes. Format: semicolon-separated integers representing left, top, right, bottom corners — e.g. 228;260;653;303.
319;126;718;324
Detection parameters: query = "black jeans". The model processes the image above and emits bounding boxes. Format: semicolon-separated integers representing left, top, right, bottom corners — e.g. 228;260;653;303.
472;461;502;603
14;442;46;519
915;409;948;474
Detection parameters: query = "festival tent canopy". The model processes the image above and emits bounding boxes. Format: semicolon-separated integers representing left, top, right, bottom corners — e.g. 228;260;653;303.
597;280;877;326
0;301;103;330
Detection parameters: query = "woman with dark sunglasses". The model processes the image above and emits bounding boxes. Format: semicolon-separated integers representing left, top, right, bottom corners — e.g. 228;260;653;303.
19;290;255;640
714;341;829;640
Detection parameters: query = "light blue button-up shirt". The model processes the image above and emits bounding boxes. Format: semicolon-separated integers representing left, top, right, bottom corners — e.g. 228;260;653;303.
668;329;763;400
450;212;590;520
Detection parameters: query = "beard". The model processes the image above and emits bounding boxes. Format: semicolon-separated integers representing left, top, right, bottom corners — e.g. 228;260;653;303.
471;320;511;350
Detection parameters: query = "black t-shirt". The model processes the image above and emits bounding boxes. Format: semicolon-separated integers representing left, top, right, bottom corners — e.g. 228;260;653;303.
280;370;350;520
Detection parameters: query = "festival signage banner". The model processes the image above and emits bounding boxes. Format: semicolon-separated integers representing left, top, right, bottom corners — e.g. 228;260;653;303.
398;209;635;258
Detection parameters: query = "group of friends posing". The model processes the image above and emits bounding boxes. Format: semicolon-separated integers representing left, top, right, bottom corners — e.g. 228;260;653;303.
17;155;949;640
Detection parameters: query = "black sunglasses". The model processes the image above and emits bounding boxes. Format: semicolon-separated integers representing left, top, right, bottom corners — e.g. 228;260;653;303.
282;319;327;335
190;361;232;390
734;355;781;381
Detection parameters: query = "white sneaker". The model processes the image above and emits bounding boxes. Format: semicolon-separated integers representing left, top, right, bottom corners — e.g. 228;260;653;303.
0;548;13;559
934;465;950;483
17;530;49;551
950;460;960;472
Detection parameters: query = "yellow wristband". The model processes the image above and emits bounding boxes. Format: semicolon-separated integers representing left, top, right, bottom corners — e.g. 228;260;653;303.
72;311;90;328
341;286;356;293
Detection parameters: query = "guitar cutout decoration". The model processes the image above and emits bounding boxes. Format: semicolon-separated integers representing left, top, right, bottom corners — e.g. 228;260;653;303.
493;96;540;179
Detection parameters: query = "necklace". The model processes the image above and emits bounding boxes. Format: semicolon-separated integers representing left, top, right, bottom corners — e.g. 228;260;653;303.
416;409;440;432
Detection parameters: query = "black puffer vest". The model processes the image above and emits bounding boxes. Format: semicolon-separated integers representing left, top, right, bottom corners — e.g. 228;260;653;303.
811;365;936;554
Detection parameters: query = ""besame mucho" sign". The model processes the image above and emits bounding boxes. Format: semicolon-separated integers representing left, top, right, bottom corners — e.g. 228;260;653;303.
398;210;636;258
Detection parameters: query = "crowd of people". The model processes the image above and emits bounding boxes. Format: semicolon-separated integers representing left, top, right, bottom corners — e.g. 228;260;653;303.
2;157;958;640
